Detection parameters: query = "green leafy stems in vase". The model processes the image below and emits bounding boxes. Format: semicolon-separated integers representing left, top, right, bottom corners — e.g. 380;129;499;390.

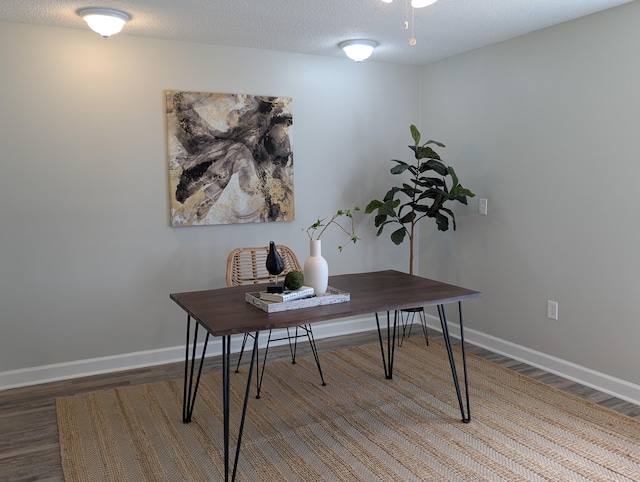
305;207;361;251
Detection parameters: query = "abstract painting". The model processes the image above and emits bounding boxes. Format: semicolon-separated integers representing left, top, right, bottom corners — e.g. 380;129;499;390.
166;91;294;226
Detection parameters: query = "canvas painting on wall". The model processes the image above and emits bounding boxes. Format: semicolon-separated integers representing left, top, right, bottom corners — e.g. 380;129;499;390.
166;91;294;226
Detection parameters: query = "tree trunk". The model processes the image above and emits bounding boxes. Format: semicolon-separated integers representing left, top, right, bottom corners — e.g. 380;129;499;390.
409;220;415;275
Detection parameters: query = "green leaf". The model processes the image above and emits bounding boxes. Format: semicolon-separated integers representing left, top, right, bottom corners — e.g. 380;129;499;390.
390;163;411;175
448;185;463;195
450;185;475;205
417;177;445;188
375;218;396;234
379;200;399;217
412;204;430;212
420;159;448;176
441;206;455;218
451;186;475;198
391;227;407;245
415;145;441;160
440;207;457;230
400;185;417;197
365;199;383;214
435;213;450;231
424;139;446;148
399;211;415;224
410;124;420;145
373;214;388;227
447;166;459;186
418;187;447;202
383;187;400;202
391;159;408;167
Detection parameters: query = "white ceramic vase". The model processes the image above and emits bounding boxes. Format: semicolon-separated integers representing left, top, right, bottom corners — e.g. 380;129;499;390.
304;239;328;296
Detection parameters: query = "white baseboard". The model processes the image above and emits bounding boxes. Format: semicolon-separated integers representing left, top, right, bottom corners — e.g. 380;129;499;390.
3;313;640;408
0;316;376;390
422;314;640;407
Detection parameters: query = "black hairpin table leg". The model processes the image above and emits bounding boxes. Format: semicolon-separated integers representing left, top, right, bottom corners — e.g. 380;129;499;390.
302;324;326;387
438;302;471;423
375;310;398;379
223;331;259;482
182;314;210;423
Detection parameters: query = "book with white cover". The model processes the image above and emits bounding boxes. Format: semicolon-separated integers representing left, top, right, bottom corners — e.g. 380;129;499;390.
259;286;315;302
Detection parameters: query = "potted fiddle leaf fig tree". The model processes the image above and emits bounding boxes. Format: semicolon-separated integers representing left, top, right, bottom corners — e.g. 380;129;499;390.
365;124;475;275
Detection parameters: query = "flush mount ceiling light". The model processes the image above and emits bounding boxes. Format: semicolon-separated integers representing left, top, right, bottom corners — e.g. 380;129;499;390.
339;40;378;62
77;7;131;38
382;0;438;7
411;0;438;7
380;0;438;46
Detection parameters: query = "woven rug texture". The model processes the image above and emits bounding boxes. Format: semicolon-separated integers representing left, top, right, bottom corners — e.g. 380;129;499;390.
56;338;640;481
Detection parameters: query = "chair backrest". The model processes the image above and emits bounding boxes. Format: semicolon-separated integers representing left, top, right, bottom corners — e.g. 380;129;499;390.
226;245;302;287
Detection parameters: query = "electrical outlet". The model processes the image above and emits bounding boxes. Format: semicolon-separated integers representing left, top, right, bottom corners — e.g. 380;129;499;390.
479;198;488;215
547;300;558;320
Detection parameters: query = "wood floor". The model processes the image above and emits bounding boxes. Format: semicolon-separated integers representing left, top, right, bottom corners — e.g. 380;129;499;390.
1;328;638;482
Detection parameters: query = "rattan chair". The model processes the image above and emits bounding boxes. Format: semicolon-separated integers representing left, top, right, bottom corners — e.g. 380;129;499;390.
226;245;326;398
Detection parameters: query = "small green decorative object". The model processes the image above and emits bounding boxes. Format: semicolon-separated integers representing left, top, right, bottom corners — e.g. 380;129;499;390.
284;270;304;290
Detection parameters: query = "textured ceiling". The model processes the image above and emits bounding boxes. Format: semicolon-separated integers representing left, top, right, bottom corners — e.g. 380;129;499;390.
0;0;635;65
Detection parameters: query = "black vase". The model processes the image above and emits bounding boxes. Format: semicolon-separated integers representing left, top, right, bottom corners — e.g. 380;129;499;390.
266;241;284;276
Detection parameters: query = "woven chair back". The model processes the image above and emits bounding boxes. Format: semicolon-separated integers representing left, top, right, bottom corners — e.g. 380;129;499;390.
226;245;302;287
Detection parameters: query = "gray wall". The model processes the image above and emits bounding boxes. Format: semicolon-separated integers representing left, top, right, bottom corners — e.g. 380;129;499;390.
418;1;640;386
0;21;418;374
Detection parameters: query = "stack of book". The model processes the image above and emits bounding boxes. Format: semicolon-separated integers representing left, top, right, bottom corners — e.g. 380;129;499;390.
259;286;315;302
246;286;350;313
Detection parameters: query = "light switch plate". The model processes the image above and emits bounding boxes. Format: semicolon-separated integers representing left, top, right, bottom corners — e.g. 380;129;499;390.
479;198;488;215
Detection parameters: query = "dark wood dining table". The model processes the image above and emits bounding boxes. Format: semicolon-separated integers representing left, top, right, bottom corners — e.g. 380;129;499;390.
170;270;482;482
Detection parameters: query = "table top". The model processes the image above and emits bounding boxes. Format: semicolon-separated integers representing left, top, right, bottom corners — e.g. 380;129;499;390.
170;270;481;337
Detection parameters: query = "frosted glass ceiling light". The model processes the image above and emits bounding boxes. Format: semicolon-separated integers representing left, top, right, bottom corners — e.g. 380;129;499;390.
411;0;438;7
77;7;131;38
339;40;378;62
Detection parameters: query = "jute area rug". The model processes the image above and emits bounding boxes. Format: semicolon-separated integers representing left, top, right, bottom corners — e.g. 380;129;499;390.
56;338;640;481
